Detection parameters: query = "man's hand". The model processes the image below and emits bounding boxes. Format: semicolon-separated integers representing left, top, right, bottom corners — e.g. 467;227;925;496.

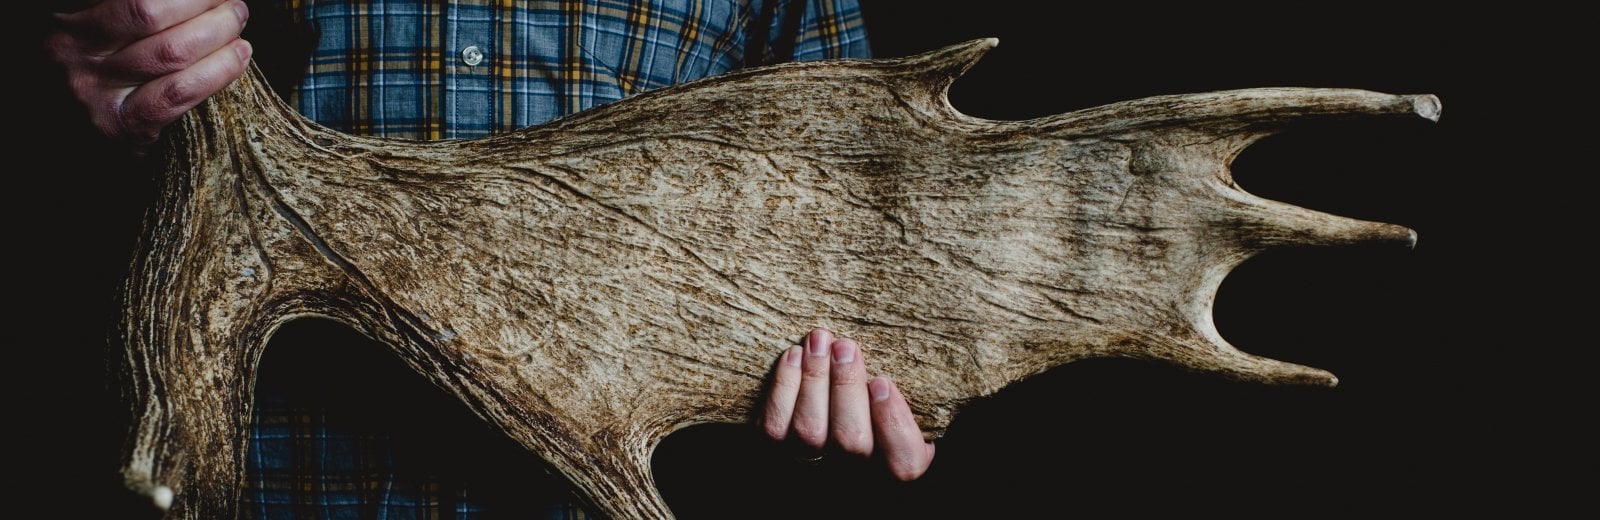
761;328;937;481
46;0;252;145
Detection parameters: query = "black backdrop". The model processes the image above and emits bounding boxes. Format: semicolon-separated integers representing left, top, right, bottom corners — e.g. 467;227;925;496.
12;2;1582;518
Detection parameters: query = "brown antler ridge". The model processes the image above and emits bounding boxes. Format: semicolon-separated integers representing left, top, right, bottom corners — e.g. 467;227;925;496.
118;38;1434;518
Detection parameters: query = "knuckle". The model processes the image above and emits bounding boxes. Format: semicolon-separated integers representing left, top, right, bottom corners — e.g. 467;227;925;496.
792;420;826;448
114;105;158;143
153;39;196;69
159;75;198;110
91;115;125;140
767;372;797;392
44;32;79;64
56;9;115;50
65;76;129;140
834;429;871;456
65;71;100;102
879;398;913;424
791;415;821;434
120;89;185;141
800;362;829;378
829;368;862;387
890;463;924;482
887;456;928;481
762;420;788;442
121;0;161;34
875;413;917;440
161;61;230;110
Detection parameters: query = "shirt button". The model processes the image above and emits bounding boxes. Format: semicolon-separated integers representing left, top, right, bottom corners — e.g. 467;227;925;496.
461;45;484;66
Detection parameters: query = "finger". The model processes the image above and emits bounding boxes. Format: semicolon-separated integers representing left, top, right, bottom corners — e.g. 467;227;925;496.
64;0;231;49
869;376;936;481
103;0;249;80
828;337;873;457
118;39;252;144
789;328;833;452
761;346;803;441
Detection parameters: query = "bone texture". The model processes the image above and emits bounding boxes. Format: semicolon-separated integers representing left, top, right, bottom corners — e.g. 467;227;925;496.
117;39;1434;518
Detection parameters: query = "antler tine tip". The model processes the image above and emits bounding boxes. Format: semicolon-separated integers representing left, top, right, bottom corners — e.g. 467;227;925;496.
151;485;174;511
1282;367;1339;388
1411;94;1442;122
1373;224;1419;250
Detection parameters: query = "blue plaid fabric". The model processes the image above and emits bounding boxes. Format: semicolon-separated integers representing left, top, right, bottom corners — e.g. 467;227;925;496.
245;1;868;518
247;385;591;520
285;0;869;139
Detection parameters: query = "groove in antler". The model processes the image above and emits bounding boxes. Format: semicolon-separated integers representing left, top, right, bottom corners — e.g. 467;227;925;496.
119;39;1432;519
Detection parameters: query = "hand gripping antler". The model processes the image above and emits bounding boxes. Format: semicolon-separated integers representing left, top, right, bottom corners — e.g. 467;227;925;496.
118;39;1435;518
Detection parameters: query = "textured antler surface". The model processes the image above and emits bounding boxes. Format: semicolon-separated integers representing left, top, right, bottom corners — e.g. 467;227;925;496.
118;39;1434;518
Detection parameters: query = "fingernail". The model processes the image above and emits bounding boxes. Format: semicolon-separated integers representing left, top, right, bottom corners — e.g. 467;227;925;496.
869;377;891;402
235;40;253;63
233;1;249;25
785;346;801;367
831;339;855;364
806;330;827;357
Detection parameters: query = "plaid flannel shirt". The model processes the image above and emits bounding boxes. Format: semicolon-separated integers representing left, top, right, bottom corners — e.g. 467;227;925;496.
245;1;868;518
283;0;868;139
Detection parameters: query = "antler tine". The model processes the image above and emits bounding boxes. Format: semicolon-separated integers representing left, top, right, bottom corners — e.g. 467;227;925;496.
1221;191;1419;250
1030;89;1441;147
1188;340;1340;387
888;37;998;88
878;37;999;121
1162;273;1341;388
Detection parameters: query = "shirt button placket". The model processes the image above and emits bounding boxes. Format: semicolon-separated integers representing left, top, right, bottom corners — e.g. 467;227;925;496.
450;5;493;137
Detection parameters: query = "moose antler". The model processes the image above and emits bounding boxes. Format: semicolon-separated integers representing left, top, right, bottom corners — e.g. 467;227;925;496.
118;39;1435;518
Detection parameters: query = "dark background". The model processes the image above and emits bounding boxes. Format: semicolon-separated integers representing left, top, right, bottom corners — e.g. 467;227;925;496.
12;1;1582;518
